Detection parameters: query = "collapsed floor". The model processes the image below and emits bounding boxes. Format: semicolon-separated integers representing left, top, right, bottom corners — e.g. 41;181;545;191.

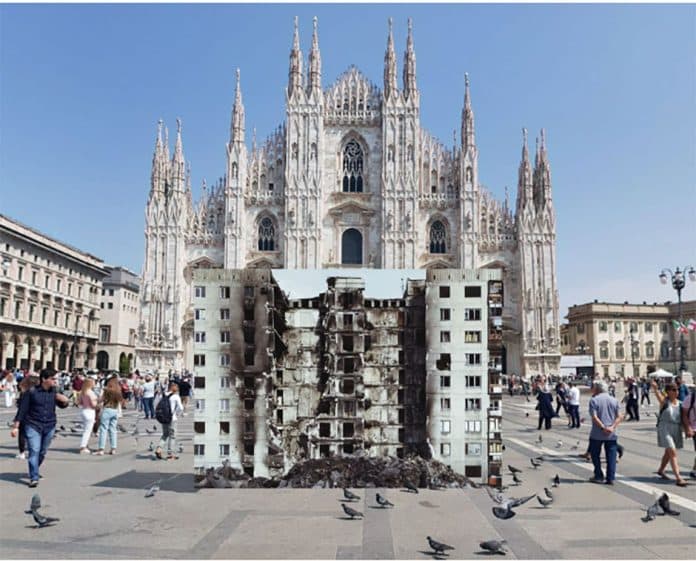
195;455;478;489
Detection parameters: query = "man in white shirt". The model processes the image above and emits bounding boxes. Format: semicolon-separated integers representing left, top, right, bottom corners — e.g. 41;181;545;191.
155;382;183;460
141;375;157;419
568;382;581;428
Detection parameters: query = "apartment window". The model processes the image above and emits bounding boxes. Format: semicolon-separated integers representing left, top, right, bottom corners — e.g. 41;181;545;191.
343;422;355;438
440;375;451;388
0;298;5;317
645;342;655;358
440;397;451;410
436;353;451;370
398;369;405;385
244;286;254;298
219;444;230;456
17;266;23;281
577;322;585;334
645;322;653;333
194;422;205;434
28;305;35;322
194;445;205;456
465;421;482;433
194;286;206;298
319;423;331;437
219;422;230;434
599;321;607;332
220;308;230;320
615;342;624;360
219;354;231;367
439;286;450;298
464;308;481;321
31;271;37;285
219;399;230;412
342;335;354;352
465;353;481;365
193;354;206;367
219;286;230;299
107;302;113;309
67;283;72;296
464;331;481;343
244;376;255;390
440;308;451;321
440;443;451;456
244;307;254;321
54;310;59;325
465;285;481;298
465;375;481;387
44;275;49;288
99;326;111;343
78;285;82;298
340;378;355;394
41;308;47;323
195;399;205;411
244;399;254;410
343;313;353;327
194;308;206;320
244;420;255;434
194;331;206;343
465;398;481;411
220;330;231;343
440;420;451;434
244;349;254;366
64;314;70;328
108;289;114;296
599;342;609;359
440;331;450;343
613;321;621;333
342;357;355;373
343;400;355;416
629;321;638;333
466;443;481;456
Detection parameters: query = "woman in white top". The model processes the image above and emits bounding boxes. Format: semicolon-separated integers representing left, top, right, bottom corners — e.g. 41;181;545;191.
2;372;18;408
78;378;98;454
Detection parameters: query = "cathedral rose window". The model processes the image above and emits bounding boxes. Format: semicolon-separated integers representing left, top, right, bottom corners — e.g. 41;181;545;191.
258;217;276;251
429;220;447;254
342;139;364;193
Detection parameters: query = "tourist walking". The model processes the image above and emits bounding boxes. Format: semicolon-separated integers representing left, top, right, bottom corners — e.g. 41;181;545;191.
78;377;98;454
568;382;581;429
625;377;640;421
178;376;192;415
652;380;688;486
141;374;156;419
13;375;39;459
535;378;555;430
640;378;651;406
2;370;18;408
681;385;696;479
155;382;183;460
10;369;70;487
95;376;125;456
675;376;688;403
588;380;623;485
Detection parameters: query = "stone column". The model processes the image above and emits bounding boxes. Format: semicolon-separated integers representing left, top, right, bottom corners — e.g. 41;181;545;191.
253;373;270;478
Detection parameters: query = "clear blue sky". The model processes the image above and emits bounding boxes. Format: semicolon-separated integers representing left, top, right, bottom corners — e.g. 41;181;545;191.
1;3;695;317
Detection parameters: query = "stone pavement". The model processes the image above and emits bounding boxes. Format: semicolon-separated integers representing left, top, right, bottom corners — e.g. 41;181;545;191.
0;393;694;559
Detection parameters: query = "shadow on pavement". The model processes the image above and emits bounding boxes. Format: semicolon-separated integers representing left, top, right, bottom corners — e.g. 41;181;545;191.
93;470;198;493
0;471;28;485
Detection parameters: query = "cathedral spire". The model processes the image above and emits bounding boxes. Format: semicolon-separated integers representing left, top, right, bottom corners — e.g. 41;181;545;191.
230;68;245;144
402;18;417;99
461;73;476;151
150;119;165;195
171;117;185;189
384;17;398;100
308;16;322;94
533;128;552;211
288;16;303;98
516;127;533;215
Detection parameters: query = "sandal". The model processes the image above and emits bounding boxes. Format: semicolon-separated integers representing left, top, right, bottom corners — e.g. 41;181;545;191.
656;472;671;480
155;448;163;460
676;480;688;487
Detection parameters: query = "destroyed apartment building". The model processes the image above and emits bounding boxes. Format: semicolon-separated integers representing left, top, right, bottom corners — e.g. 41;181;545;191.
191;268;503;485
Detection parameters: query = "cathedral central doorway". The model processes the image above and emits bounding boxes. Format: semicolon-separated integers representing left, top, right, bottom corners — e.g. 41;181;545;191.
341;228;363;265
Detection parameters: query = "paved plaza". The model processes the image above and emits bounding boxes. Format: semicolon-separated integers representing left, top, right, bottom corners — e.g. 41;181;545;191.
0;391;694;559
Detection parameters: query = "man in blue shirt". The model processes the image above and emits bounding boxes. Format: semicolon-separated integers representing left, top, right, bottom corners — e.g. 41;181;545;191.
675;376;688;402
588;379;624;485
10;369;69;487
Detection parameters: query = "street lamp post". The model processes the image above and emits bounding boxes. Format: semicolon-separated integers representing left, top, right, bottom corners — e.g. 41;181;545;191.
629;328;638;378
659;266;696;373
576;342;588;354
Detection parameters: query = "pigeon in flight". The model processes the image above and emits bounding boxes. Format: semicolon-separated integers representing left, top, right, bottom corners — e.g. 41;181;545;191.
341;503;363;519
641;500;660;523
530;458;542;469
658;493;680;516
343;488;359;501
24;494;41;513
376;493;394;508
145;482;160;498
404;480;419;493
27;509;59;528
537;495;553;508
427;536;455;555
479;539;507;555
552;474;560;487
508;465;522;475
544;487;553;500
485;487;535;509
511;472;522;485
492;503;516;520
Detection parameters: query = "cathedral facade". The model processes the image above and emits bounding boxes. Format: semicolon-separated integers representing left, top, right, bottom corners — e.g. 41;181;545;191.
136;17;561;379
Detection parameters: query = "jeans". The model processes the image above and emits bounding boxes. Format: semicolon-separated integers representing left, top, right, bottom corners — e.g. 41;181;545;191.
569;404;580;428
589;438;618;482
142;397;155;419
80;408;96;449
24;424;56;481
98;407;119;450
158;421;177;455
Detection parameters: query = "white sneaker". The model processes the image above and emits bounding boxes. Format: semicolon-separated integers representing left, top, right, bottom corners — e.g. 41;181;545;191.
16;452;26;460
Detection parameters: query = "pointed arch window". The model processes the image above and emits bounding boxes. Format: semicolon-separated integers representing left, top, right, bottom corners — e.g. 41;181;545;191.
429;220;447;254
342;140;364;192
258;217;276;251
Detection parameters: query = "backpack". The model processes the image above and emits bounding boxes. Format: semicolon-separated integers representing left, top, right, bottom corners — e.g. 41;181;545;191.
155;393;173;424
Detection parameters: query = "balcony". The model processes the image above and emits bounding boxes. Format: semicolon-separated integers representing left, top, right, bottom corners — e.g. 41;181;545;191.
488;385;502;394
488;408;502;418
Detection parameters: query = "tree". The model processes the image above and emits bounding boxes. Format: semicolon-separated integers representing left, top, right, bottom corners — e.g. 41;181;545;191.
119;353;129;374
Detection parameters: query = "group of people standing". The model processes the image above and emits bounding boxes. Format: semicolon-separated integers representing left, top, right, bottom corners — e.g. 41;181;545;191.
532;377;581;430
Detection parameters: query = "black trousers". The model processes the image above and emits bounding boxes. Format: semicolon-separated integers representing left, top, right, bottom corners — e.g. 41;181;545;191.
627;398;639;421
538;415;552;430
641;393;650;405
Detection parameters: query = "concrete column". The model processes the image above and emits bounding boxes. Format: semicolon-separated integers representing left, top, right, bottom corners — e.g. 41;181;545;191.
253;375;269;478
228;384;244;471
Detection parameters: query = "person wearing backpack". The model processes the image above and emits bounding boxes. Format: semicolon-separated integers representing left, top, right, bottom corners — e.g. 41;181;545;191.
681;385;696;479
155;382;183;460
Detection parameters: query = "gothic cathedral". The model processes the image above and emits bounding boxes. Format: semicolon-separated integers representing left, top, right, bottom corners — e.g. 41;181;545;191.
137;17;561;379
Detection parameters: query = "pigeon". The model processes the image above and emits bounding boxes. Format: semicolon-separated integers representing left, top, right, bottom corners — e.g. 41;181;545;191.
427;536;455;555
552;474;560;487
341;503;363;519
24;494;41;514
658;493;680;516
492;503;516;520
177;444;184;454
145;428;156;434
148;442;154;452
533;456;544;463
507;465;522;475
525;412;529;417
479;539;507;555
59;425;66;431
530;458;542;469
152;424;158;431
570;440;580;451
376;493;394;508
537;495;553;508
70;427;80;433
485;487;535;508
544;487;553;500
132;427;141;436
555;440;563;449
28;509;59;528
511;472;522;485
145;483;160;498
343;488;359;501
641;500;660;522
537;434;543;444
117;424;128;434
404;480;419;493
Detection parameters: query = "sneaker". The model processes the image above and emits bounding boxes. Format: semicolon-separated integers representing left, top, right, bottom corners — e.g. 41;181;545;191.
689;471;696;479
79;448;91;455
94;450;105;456
28;480;38;488
109;449;117;455
605;480;615;486
589;477;604;484
16;452;26;460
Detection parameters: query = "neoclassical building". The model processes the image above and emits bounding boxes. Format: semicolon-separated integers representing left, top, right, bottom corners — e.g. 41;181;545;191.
137;18;561;379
